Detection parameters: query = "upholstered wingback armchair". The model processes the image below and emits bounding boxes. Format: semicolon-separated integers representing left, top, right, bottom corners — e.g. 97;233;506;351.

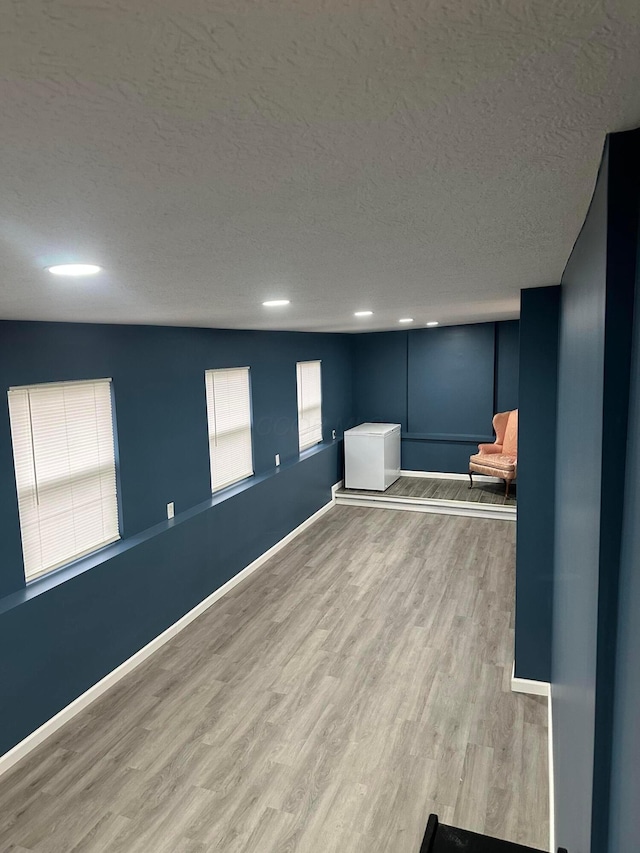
469;409;518;497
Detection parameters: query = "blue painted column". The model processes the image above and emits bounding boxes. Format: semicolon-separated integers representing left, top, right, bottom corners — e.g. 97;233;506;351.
515;285;560;683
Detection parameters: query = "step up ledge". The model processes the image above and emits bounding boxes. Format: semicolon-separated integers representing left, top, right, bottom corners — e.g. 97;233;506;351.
335;492;516;521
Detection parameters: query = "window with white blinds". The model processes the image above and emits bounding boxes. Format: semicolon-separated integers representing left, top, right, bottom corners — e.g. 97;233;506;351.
205;367;254;492
8;379;120;582
296;360;323;451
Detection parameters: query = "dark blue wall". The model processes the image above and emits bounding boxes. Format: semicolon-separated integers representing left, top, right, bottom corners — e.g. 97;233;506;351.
552;129;639;853
352;320;519;473
352;331;408;430
407;322;495;435
0;321;354;599
515;286;559;683
609;266;640;851
591;130;639;853
496;319;520;414
0;320;353;753
552;143;608;853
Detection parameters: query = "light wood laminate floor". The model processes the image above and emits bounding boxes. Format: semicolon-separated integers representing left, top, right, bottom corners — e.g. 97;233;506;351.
0;507;546;852
339;476;517;506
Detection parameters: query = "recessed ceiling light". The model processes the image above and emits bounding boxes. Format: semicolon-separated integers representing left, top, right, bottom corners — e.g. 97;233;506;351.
263;299;290;307
354;310;373;317
426;321;439;327
399;318;414;324
46;264;102;277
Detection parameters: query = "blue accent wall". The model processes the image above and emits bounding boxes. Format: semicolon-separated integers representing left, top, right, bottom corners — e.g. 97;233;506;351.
515;286;559;683
551;129;639;853
352;331;408;430
407;323;495;436
552;143;608;853
352;320;519;473
496;320;520;413
0;320;353;754
591;130;639;853
609;264;640;852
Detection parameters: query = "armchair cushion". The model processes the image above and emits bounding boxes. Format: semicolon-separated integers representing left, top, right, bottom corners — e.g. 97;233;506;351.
469;453;517;476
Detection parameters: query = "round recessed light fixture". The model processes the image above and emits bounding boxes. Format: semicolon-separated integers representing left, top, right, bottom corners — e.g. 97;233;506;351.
426;321;439;327
399;318;414;324
46;264;102;277
354;310;373;317
263;299;290;307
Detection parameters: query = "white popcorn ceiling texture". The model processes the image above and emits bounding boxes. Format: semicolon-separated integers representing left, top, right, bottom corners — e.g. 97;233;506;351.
0;0;639;332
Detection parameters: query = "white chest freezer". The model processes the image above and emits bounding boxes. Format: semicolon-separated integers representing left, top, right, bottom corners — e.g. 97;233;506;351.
344;422;401;491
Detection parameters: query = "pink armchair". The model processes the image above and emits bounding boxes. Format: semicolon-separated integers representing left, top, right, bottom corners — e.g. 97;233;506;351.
469;409;518;497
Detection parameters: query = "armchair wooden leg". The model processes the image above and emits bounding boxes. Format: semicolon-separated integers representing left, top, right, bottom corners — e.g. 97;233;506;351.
505;479;510;498
468;470;473;489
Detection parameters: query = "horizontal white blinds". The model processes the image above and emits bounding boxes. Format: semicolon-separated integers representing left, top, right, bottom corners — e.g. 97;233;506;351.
297;360;323;451
8;379;120;581
205;367;253;492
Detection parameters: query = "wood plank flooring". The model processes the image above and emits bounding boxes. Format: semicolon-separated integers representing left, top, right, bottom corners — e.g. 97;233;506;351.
0;507;546;852
339;475;517;506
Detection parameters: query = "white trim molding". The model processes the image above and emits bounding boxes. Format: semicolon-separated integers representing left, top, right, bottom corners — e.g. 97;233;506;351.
510;663;554;851
0;485;341;779
510;661;551;697
548;689;555;853
401;469;502;483
336;491;516;522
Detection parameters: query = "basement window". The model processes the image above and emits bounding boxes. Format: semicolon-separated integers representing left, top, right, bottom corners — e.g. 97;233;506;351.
8;378;120;581
296;360;323;451
205;367;254;492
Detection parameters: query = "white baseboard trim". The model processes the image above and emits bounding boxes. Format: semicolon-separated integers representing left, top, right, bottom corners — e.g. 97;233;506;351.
548;689;555;853
510;663;554;850
401;470;501;483
510;662;551;697
336;492;516;521
0;485;341;780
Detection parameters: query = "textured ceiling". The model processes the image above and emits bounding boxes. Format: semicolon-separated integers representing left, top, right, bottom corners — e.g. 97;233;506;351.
1;1;639;332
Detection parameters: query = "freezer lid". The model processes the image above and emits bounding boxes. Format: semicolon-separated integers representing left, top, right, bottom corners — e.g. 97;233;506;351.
344;422;402;436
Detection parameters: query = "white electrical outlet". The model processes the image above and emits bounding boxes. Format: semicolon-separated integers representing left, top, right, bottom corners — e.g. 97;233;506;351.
332;429;336;440
275;454;280;466
167;502;175;519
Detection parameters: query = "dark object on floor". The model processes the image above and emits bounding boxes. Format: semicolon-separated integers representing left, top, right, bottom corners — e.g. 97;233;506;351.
419;814;568;852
